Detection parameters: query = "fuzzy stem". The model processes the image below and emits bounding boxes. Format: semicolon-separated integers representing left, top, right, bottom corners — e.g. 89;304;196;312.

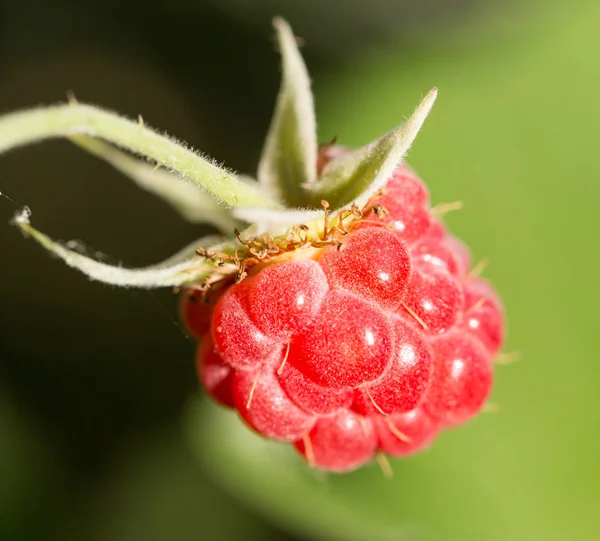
0;103;281;210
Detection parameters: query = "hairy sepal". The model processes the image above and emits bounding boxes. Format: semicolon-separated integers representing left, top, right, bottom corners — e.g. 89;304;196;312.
13;207;227;288
257;17;318;207
313;88;437;209
0;102;281;210
70;136;242;232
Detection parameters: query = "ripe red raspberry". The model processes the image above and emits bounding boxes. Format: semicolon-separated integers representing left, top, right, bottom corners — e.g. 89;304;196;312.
181;163;506;473
4;18;506;477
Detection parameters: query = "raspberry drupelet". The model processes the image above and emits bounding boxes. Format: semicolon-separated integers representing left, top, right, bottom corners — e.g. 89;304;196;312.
183;165;505;473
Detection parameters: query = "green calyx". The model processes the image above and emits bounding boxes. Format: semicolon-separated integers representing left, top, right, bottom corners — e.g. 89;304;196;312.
0;17;436;289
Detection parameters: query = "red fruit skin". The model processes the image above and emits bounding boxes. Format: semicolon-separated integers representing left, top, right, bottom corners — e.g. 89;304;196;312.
288;289;393;389
374;408;439;457
294;410;377;472
319;226;411;309
425;332;493;427
443;235;471;278
180;287;226;338
421;219;447;243
366;169;431;244
184;160;506;472
279;362;353;415
212;279;283;370
233;363;316;441
462;278;504;356
353;318;432;415
400;267;464;335
249;260;329;339
196;334;234;408
410;238;463;278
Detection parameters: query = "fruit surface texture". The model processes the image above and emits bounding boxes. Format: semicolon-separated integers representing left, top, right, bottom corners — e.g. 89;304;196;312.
3;17;506;474
184;166;505;472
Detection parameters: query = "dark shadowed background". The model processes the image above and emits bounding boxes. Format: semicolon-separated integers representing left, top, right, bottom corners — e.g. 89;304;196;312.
1;1;599;540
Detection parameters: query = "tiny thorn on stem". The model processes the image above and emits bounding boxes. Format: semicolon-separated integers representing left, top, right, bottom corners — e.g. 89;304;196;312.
277;342;291;376
495;351;521;365
466;295;488;314
246;365;263;410
358;416;370;438
386;418;412;443
365;387;388;416
303;433;315;468
375;452;393;479
400;300;428;331
468;259;488;279
66;90;78;105
482;402;501;413
431;201;464;217
0;190;19;206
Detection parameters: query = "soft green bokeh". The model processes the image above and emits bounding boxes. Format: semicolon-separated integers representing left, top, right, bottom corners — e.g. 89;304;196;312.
192;1;600;540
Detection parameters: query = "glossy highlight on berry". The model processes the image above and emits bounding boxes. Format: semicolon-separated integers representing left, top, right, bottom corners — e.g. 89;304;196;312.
180;161;507;473
1;17;507;476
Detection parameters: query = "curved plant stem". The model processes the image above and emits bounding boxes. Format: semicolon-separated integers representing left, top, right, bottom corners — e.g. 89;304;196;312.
0;102;281;210
70;136;242;231
13;207;228;287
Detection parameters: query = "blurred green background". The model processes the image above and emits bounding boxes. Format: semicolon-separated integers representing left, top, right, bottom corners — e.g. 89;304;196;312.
1;0;599;540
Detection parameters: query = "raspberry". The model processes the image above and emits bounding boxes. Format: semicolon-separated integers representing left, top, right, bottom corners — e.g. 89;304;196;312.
179;159;509;472
5;18;508;476
180;162;506;471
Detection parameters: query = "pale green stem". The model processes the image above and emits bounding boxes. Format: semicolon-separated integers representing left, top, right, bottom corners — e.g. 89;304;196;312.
0;103;281;209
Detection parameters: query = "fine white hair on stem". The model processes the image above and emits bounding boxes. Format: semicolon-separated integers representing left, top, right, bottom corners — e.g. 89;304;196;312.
313;88;438;208
69;136;241;232
233;207;325;226
257;17;318;206
13;208;224;288
0;102;281;210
